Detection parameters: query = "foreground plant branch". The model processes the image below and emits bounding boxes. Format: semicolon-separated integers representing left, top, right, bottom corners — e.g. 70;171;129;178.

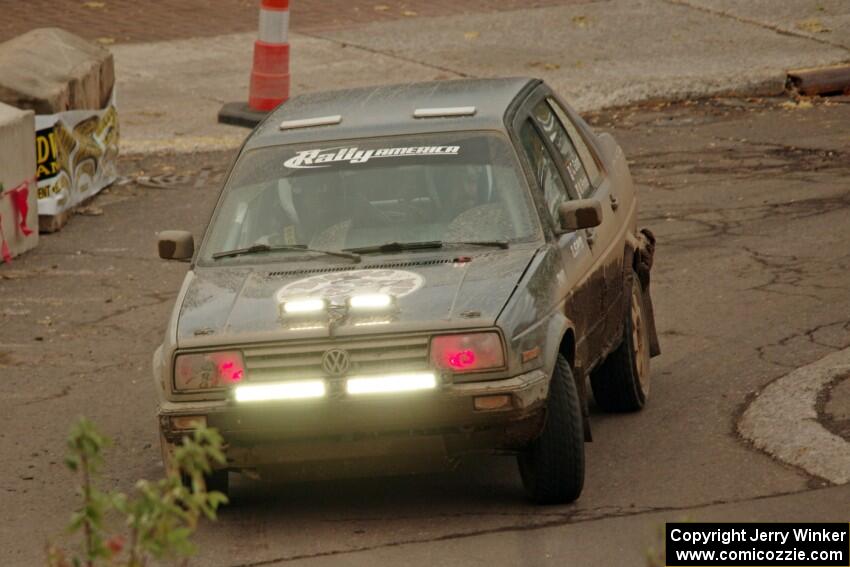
48;418;227;567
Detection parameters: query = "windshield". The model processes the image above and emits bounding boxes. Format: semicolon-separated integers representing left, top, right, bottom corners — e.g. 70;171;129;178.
199;132;539;264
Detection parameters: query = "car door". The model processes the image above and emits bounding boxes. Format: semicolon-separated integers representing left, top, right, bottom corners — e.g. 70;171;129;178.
526;97;609;361
514;110;599;371
544;96;628;361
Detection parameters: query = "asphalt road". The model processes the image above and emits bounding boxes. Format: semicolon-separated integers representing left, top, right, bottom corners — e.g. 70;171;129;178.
1;96;849;566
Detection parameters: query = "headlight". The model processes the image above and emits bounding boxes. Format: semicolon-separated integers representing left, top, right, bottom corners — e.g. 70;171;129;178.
430;332;505;373
173;351;245;392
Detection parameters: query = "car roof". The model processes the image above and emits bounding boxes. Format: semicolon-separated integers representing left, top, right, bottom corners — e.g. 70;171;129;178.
245;77;540;150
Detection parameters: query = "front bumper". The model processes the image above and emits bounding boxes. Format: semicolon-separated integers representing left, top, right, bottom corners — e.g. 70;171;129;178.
159;369;548;478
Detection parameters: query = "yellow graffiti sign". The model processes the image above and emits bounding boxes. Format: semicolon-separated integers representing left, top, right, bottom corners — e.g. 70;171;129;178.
35;127;60;182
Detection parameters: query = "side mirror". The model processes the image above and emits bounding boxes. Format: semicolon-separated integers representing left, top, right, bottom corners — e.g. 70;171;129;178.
558;199;603;232
158;230;194;260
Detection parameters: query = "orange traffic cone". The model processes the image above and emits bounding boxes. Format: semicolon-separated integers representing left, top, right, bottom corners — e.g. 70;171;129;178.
219;0;291;127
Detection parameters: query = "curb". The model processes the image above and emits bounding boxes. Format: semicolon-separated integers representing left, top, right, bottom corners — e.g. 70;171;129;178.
119;135;247;156
738;347;850;485
218;101;269;129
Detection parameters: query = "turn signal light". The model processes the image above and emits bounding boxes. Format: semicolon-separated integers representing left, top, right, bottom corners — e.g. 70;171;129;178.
473;394;512;411
170;415;207;430
430;332;505;373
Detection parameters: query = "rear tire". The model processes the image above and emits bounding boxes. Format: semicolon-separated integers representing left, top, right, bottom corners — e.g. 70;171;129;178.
517;354;585;505
590;272;651;412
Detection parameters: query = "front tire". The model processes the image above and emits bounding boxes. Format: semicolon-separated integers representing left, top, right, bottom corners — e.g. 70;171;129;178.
517;354;585;505
204;469;230;496
182;469;229;498
591;272;651;412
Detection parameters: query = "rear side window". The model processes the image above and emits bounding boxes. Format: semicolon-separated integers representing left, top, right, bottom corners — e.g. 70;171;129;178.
519;120;570;227
547;98;602;189
531;101;592;198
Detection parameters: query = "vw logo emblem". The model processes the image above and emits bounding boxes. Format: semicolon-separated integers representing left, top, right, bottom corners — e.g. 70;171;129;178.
321;348;351;377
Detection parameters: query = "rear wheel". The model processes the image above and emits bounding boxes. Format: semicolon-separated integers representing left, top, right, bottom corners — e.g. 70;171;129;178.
517;354;585;504
591;272;651;412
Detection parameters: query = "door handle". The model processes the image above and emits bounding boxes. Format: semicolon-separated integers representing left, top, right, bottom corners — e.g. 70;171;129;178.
609;194;619;211
585;228;596;246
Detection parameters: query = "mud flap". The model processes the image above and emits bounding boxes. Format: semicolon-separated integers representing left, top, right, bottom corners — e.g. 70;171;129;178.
636;228;661;357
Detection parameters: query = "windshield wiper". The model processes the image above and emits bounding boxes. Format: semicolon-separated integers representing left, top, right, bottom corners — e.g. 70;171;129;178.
212;243;361;262
344;240;509;255
344;241;444;254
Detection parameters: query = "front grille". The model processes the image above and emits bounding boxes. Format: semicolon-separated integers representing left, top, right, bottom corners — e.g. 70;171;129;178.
242;335;431;381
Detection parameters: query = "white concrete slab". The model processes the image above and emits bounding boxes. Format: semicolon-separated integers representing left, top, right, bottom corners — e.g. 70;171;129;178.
739;347;850;485
0;102;37;262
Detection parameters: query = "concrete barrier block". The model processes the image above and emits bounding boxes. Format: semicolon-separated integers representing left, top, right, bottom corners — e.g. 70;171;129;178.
0;28;115;114
0;102;38;262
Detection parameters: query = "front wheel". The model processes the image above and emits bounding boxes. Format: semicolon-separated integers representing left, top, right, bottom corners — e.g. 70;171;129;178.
517;354;585;505
591;272;651;412
181;469;229;498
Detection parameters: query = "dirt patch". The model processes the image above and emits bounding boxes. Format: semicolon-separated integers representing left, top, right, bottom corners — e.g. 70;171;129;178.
818;373;850;441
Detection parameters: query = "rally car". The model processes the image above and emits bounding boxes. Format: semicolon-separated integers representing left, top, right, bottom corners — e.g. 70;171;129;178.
154;77;659;504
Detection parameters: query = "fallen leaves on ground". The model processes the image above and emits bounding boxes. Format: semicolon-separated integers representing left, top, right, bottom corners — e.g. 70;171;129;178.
781;98;814;110
572;15;590;28
528;61;561;71
76;205;104;216
464;31;480;40
796;18;830;33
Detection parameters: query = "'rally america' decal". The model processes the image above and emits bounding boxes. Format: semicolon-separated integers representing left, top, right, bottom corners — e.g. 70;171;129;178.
284;146;460;169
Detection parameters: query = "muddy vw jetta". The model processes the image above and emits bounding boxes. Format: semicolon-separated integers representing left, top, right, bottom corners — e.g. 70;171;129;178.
154;78;659;504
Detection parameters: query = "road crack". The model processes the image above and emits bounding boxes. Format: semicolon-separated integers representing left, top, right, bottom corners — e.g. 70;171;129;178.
223;488;838;566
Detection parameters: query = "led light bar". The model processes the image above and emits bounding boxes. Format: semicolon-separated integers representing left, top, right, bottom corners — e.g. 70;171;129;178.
282;298;326;314
413;106;476;118
349;293;393;310
279;115;342;130
346;372;437;395
235;380;326;402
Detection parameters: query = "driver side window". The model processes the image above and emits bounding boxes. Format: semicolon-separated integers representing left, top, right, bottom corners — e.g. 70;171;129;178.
532;100;592;198
519;120;571;228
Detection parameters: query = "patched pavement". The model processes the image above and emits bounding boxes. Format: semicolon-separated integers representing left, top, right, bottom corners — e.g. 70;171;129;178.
2;96;849;565
739;347;850;484
823;373;850;441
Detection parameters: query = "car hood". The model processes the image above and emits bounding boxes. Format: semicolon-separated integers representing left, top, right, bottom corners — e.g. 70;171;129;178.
175;247;539;346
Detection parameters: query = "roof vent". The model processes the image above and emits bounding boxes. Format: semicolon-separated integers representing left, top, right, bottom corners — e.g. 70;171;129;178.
279;115;342;130
413;106;476;119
